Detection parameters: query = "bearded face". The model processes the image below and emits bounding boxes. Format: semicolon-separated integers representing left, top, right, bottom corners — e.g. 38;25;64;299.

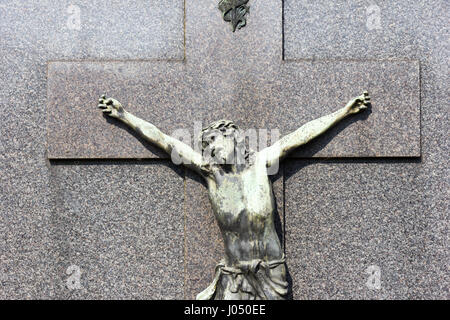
200;120;247;166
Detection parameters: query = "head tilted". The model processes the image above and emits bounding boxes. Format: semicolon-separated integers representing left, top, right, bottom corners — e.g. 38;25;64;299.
199;120;251;167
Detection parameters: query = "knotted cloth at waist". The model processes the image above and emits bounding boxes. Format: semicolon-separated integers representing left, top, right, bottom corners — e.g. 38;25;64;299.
196;255;288;300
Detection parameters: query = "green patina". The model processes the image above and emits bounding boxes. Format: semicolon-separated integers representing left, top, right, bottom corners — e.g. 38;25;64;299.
98;91;371;299
219;0;250;32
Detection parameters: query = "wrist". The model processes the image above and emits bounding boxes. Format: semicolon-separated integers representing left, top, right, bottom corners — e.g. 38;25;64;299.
341;105;352;117
115;109;129;122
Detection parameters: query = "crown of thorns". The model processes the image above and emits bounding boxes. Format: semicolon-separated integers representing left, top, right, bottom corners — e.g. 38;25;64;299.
199;120;239;149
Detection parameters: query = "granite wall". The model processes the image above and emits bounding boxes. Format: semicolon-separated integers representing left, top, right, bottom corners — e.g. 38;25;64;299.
0;0;448;299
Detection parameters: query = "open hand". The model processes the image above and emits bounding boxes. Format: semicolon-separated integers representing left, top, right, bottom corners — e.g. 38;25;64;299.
345;91;371;115
98;95;125;119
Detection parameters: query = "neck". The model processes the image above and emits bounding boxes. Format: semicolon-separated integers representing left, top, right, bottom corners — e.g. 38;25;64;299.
220;163;237;174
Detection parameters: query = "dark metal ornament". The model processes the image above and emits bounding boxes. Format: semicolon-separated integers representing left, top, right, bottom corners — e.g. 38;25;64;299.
218;0;250;32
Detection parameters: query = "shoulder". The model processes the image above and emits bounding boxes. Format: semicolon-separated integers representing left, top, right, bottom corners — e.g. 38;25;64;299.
254;150;269;166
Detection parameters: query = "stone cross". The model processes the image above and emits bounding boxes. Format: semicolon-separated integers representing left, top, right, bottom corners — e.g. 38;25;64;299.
47;0;420;298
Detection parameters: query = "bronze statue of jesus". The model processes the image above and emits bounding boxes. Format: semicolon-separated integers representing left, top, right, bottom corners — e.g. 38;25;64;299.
98;92;370;300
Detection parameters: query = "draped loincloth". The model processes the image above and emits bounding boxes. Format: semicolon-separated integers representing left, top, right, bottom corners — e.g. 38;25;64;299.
196;255;288;300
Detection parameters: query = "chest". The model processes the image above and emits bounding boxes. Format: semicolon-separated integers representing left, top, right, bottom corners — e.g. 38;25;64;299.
207;167;273;220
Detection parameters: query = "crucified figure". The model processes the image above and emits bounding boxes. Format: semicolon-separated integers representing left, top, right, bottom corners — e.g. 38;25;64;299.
98;92;371;300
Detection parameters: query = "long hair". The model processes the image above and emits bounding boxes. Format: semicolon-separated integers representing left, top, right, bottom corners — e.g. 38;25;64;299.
198;120;253;168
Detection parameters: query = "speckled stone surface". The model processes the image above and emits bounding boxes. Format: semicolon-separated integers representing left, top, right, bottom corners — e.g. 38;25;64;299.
0;0;184;299
49;161;185;299
284;0;446;61
47;60;420;158
0;0;448;300
183;170;224;300
46;0;420;159
184;167;285;300
0;45;55;299
285;159;448;299
283;0;449;300
1;0;184;60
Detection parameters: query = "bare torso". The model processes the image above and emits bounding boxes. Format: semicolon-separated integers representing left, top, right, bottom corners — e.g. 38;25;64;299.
205;155;283;265
98;92;370;299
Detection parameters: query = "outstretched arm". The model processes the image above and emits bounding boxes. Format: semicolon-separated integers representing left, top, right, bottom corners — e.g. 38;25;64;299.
98;95;205;174
260;92;371;167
